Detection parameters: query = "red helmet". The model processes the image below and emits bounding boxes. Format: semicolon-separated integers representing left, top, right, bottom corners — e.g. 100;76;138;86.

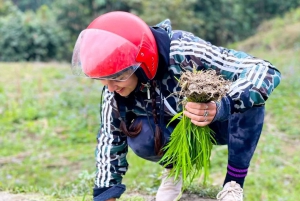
72;11;158;80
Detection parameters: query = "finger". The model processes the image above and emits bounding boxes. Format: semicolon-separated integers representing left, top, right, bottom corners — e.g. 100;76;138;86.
183;110;214;122
183;110;203;122
185;106;217;118
190;119;210;127
185;102;212;110
185;106;203;116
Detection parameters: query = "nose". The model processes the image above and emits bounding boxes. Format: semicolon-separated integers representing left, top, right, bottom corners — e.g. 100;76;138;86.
106;80;117;92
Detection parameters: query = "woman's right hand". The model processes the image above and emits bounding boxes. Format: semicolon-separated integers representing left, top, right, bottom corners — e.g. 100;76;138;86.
184;102;217;126
106;199;116;201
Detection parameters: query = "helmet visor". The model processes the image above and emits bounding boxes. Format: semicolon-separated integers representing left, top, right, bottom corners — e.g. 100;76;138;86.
93;64;140;81
71;29;140;80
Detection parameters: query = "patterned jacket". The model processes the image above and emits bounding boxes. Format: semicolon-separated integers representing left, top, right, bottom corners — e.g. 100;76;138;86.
93;19;281;199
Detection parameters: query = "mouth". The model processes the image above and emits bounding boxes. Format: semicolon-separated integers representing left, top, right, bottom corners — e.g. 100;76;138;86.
115;88;124;94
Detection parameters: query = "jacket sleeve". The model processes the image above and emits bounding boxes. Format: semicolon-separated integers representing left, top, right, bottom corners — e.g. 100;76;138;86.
93;87;128;200
169;31;281;120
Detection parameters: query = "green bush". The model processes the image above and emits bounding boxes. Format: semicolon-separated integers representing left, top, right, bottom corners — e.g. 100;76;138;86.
0;3;71;61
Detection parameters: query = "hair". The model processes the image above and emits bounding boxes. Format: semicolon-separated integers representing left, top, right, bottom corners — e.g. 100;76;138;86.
150;80;163;156
119;118;142;138
118;80;163;156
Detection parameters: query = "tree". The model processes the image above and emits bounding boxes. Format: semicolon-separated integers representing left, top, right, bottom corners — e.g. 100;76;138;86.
0;3;70;61
52;0;131;44
131;0;201;33
11;0;52;11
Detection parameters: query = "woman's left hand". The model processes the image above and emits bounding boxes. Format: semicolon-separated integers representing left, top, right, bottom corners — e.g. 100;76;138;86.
183;102;217;127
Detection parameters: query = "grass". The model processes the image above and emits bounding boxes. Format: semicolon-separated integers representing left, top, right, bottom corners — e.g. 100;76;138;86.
0;62;98;200
0;9;299;200
239;49;300;200
0;47;299;201
0;62;163;201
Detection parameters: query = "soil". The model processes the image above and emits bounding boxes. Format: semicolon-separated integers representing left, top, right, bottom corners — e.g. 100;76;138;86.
179;69;230;103
125;192;217;201
0;192;41;201
0;192;217;201
181;194;216;201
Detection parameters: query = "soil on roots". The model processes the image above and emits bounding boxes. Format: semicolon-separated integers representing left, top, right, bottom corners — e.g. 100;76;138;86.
179;70;230;103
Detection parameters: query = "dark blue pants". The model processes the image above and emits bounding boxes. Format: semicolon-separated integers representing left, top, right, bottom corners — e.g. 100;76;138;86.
210;106;264;169
128;106;264;169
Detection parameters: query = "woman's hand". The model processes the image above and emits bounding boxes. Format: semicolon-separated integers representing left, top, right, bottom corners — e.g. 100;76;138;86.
183;102;217;126
106;199;116;201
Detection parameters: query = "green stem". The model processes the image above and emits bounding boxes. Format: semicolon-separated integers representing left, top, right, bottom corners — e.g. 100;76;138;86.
159;113;215;188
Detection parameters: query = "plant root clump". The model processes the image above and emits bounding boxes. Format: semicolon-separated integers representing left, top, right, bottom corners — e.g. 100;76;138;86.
179;70;231;103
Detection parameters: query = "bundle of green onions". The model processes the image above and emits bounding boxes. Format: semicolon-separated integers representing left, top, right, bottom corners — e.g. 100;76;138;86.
159;68;231;189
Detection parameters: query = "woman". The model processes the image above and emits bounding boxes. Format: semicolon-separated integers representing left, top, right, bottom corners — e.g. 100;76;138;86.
71;11;281;201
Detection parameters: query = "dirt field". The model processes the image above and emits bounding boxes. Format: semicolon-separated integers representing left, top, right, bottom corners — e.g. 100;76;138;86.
0;192;42;201
0;191;217;201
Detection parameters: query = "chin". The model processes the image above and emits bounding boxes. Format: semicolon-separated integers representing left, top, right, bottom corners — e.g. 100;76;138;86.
120;88;135;97
118;91;130;97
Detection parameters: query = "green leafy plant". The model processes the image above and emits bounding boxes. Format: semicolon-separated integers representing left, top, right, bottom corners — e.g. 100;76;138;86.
159;69;231;189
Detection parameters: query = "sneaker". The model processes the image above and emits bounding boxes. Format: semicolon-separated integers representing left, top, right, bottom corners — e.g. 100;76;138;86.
216;181;243;201
155;169;182;201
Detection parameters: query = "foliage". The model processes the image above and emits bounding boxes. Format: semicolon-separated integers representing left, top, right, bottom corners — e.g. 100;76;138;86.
0;62;98;199
0;6;300;201
128;0;300;45
11;0;52;11
1;0;300;61
160;114;214;187
0;4;71;61
0;49;299;200
230;8;300;136
130;0;201;33
232;7;300;52
0;0;18;16
51;0;131;49
0;62;162;200
191;0;300;45
160;70;229;190
1;48;299;200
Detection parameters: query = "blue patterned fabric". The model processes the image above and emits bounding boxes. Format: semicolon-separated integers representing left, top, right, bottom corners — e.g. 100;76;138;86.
127;116;175;163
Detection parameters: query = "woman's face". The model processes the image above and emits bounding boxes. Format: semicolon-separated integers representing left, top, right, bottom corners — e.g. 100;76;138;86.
100;73;138;97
